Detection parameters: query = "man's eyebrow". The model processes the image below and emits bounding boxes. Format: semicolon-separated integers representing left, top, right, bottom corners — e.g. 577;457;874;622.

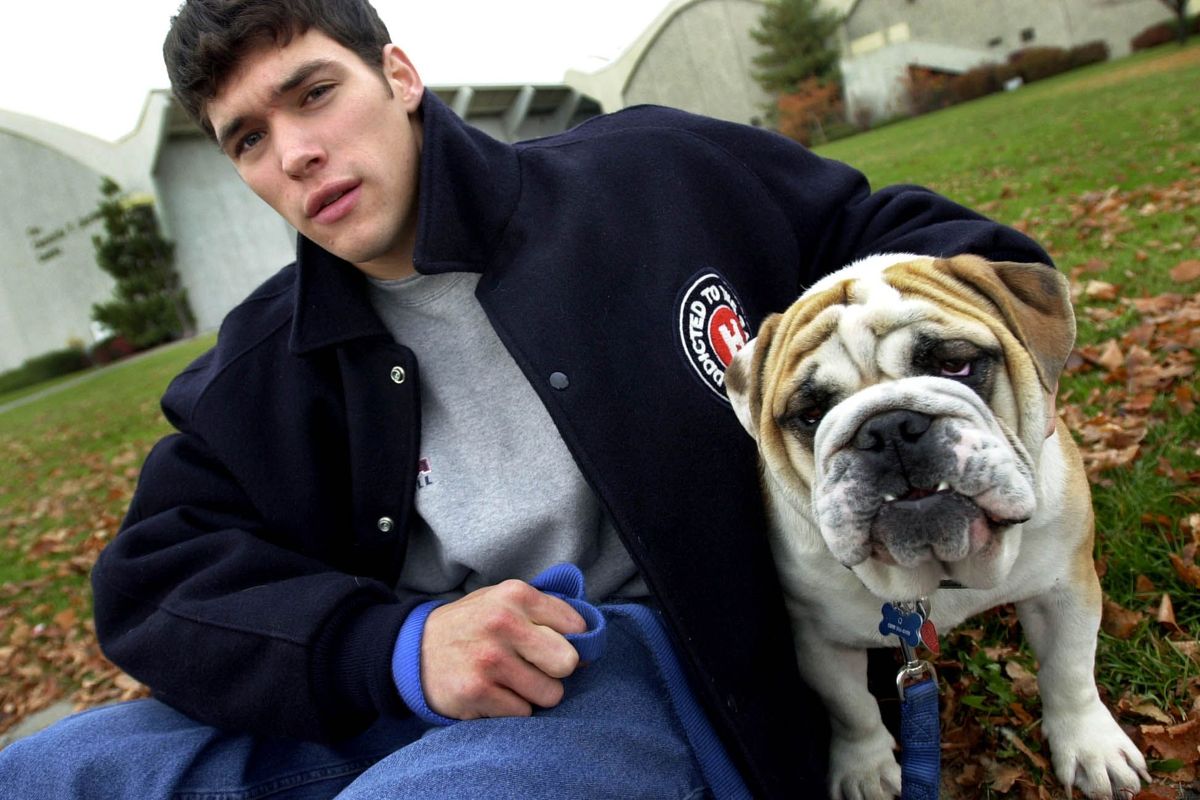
215;58;339;151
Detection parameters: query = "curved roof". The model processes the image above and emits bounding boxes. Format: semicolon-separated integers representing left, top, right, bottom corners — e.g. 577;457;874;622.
0;93;172;196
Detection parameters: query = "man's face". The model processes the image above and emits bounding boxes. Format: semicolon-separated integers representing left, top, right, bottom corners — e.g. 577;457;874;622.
207;29;424;280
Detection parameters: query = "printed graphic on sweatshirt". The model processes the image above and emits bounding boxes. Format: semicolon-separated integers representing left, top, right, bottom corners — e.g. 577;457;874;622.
416;457;433;489
676;270;750;403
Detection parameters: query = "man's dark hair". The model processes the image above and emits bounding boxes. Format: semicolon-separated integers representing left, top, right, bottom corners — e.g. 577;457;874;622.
163;0;392;137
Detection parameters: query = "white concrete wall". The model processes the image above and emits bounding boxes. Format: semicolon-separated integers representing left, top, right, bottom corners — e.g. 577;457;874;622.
624;0;772;126
152;134;296;334
0;130;114;371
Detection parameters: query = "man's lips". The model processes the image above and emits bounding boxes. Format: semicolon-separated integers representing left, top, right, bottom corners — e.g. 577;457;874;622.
305;181;361;223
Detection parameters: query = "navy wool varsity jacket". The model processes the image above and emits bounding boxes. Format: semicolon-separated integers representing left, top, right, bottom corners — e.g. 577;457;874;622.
91;90;1050;797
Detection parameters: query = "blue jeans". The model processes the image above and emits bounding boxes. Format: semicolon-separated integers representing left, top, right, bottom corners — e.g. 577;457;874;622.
0;613;742;799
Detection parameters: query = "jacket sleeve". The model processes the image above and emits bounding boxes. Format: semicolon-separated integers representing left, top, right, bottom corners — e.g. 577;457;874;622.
92;429;421;742
689;116;1053;280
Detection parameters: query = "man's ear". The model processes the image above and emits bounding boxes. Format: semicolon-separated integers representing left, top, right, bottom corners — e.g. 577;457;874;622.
381;44;424;111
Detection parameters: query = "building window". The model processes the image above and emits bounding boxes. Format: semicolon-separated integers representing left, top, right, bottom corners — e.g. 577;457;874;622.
1021;27;1035;42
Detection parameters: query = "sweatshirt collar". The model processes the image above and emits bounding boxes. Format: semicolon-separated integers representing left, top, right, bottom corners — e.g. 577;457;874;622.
290;90;520;355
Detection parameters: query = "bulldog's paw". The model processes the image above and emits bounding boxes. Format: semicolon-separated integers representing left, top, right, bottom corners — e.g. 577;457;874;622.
1044;706;1149;799
827;728;901;800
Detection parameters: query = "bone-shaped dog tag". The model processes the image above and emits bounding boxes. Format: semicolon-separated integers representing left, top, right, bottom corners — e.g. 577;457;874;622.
879;603;924;647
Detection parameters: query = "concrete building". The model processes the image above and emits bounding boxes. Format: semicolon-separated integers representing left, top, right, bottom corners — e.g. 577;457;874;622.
835;0;1170;123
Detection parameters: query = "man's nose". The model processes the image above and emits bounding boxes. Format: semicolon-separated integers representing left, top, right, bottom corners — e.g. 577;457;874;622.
278;127;324;178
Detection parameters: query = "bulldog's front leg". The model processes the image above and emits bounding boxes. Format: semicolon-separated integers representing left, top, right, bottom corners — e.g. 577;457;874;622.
1016;582;1149;799
792;621;902;800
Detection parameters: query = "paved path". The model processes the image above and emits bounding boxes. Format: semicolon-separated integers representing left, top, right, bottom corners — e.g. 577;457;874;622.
0;700;78;748
0;337;204;417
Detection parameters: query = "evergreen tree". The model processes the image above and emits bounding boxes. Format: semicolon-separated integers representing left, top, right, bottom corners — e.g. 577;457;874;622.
750;0;843;95
1158;0;1191;44
91;178;195;349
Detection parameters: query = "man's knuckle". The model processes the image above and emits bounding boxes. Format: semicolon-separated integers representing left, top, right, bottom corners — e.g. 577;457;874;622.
474;643;506;671
460;676;492;703
481;607;520;636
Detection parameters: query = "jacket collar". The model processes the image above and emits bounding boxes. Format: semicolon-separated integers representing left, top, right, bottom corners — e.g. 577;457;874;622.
290;90;521;355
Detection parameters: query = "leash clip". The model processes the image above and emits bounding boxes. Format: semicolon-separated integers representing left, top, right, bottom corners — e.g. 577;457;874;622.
881;598;939;702
896;656;937;702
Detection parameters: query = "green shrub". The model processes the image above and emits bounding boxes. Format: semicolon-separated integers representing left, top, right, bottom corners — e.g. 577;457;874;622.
950;62;1020;103
0;347;90;395
1132;22;1177;50
89;335;138;366
1067;40;1110;70
1007;46;1072;83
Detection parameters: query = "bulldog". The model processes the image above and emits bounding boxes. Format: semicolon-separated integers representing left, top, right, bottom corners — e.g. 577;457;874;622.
725;254;1148;800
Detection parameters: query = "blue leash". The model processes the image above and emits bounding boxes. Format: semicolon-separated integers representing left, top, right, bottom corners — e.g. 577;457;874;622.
881;600;941;800
899;679;940;800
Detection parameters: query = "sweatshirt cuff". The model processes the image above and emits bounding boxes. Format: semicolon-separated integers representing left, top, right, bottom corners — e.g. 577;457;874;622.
391;599;457;726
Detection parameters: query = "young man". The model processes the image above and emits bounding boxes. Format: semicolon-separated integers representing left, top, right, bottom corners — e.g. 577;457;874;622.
0;1;1053;797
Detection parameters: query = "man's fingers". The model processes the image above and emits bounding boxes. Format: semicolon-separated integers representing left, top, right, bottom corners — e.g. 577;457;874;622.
479;583;582;680
514;622;580;680
494;579;588;636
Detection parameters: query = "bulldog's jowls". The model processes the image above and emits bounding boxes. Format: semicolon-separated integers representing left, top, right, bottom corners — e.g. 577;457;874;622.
726;254;1148;800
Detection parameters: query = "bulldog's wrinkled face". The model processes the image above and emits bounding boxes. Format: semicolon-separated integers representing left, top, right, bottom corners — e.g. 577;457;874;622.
727;254;1074;599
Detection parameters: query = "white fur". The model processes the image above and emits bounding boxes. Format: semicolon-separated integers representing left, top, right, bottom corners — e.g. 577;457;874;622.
729;255;1148;800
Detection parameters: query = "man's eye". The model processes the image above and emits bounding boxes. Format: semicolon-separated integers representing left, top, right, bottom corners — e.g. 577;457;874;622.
939;359;971;377
305;84;334;104
237;131;264;155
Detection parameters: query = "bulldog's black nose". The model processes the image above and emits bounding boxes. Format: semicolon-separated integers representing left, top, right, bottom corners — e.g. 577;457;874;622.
853;409;933;452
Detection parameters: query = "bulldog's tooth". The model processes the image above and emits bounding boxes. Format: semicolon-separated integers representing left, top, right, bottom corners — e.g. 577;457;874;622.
937;481;950;492
882;494;897;503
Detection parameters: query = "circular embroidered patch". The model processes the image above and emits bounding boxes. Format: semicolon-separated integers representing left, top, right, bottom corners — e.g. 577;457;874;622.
677;271;751;402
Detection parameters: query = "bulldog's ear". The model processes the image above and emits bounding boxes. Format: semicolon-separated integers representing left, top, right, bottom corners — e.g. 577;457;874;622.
725;314;781;439
937;257;1076;392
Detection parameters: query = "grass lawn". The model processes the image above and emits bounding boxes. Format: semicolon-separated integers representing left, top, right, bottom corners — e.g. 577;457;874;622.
1;41;1198;797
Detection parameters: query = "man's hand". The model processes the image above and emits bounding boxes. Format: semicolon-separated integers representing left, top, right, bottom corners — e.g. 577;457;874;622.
420;579;588;720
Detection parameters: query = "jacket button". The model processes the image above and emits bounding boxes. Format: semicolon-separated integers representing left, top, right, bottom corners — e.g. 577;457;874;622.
390;366;406;384
377;516;395;533
549;372;569;390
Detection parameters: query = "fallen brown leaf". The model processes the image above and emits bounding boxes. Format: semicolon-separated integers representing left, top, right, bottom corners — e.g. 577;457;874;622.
1169;640;1200;665
1138;715;1200;764
1170;259;1200;283
989;762;1024;793
1156;593;1181;633
1118;695;1176;724
1085;280;1120;301
1005;661;1040;697
1170;550;1200;591
1102;597;1145;639
1000;727;1050;771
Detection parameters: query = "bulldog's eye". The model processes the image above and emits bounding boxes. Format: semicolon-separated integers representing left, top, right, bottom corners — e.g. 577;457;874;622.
794;407;825;427
939;359;972;377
